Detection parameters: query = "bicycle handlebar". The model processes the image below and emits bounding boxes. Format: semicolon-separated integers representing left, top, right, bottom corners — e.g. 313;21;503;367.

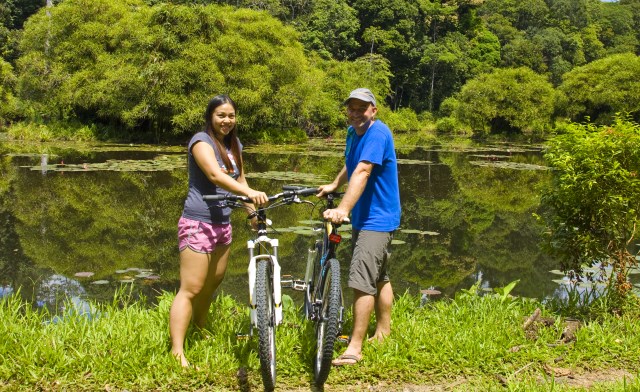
282;185;344;199
202;186;319;203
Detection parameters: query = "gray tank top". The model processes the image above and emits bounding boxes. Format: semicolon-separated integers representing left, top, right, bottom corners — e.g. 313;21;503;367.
181;131;242;224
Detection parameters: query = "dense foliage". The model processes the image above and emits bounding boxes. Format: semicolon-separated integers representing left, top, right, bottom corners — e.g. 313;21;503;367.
0;58;16;125
558;53;640;124
446;67;556;136
0;0;639;140
540;118;640;300
16;0;338;141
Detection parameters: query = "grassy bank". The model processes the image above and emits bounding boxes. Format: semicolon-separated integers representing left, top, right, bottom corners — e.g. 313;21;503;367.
1;287;639;391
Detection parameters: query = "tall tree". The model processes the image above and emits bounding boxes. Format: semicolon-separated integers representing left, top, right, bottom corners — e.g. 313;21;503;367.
0;58;16;124
599;2;639;54
558;53;640;124
296;0;360;60
452;66;555;136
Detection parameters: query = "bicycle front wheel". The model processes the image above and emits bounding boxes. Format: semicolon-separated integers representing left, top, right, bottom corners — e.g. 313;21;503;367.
314;258;342;386
256;259;276;391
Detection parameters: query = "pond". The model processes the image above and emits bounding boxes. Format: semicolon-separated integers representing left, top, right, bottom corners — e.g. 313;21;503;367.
0;137;636;311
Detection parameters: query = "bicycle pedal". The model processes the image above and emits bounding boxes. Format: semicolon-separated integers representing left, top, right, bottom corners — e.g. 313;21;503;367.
291;280;307;291
236;333;250;340
281;275;294;288
337;335;350;344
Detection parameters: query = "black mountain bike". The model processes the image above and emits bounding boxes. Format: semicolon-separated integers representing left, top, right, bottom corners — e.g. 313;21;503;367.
282;186;346;386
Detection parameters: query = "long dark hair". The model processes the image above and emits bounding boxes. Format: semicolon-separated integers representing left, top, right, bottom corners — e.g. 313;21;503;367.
204;94;242;175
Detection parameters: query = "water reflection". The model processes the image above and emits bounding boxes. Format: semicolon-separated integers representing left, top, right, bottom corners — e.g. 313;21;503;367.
0;140;602;310
36;274;86;307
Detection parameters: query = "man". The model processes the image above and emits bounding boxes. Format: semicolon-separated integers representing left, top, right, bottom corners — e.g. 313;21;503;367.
317;88;401;366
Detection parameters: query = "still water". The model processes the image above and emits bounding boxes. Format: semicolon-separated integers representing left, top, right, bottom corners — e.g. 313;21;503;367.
0;138;612;311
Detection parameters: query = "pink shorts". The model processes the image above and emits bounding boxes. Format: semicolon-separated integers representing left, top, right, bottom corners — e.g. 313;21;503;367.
178;217;232;253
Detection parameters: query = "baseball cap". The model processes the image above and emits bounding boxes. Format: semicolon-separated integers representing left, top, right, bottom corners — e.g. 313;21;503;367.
344;88;376;107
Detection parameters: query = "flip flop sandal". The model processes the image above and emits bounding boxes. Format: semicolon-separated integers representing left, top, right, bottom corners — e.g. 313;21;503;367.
332;354;362;366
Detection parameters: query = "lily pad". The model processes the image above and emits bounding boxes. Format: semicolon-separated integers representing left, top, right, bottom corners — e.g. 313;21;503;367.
400;229;423;234
74;272;94;278
91;280;110;285
119;279;135;284
549;270;566;275
552;279;570;285
397;159;434;165
23;154;186;172
298;220;323;225
115;270;128;274
421;231;440;236
391;239;406;245
243;145;343;158
420;289;441;295
245;171;328;184
468;154;512;160
294;229;318;237
267;227;295;233
468;160;549;171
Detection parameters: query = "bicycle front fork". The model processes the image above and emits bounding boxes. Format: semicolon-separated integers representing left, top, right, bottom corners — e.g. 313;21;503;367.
247;238;283;329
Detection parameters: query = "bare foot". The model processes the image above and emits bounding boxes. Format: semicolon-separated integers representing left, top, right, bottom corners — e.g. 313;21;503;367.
367;331;389;343
172;351;190;368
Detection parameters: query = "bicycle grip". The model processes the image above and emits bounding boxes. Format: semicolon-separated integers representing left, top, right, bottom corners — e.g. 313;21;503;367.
203;194;226;201
203;194;248;202
296;187;319;196
282;185;318;197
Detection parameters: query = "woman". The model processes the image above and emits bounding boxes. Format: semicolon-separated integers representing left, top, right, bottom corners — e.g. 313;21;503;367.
169;95;268;367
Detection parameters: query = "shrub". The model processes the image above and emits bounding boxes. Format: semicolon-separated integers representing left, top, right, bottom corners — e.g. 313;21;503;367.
539;117;640;306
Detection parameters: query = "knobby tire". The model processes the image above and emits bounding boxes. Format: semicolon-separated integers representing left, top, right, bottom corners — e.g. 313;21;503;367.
256;259;276;391
314;258;341;386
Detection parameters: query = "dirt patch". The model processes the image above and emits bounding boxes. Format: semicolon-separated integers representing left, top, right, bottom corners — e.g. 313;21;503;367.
540;368;636;389
279;369;637;391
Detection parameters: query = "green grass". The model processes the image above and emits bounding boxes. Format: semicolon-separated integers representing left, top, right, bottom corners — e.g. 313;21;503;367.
1;288;639;391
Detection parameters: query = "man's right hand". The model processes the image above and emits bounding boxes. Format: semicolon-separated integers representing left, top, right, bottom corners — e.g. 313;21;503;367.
317;183;338;198
323;207;349;224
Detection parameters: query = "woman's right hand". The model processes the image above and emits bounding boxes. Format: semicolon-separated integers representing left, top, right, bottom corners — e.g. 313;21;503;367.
246;189;268;205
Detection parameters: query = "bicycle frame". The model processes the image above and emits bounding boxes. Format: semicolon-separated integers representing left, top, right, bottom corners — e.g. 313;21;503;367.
277;186;345;385
247;209;283;328
308;193;344;323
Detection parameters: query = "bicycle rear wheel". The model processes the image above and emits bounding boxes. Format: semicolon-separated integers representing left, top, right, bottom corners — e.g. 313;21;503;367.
256;259;276;391
314;258;341;386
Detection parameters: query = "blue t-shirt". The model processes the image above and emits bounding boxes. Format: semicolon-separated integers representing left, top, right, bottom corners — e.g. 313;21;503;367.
182;131;242;224
345;120;401;232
